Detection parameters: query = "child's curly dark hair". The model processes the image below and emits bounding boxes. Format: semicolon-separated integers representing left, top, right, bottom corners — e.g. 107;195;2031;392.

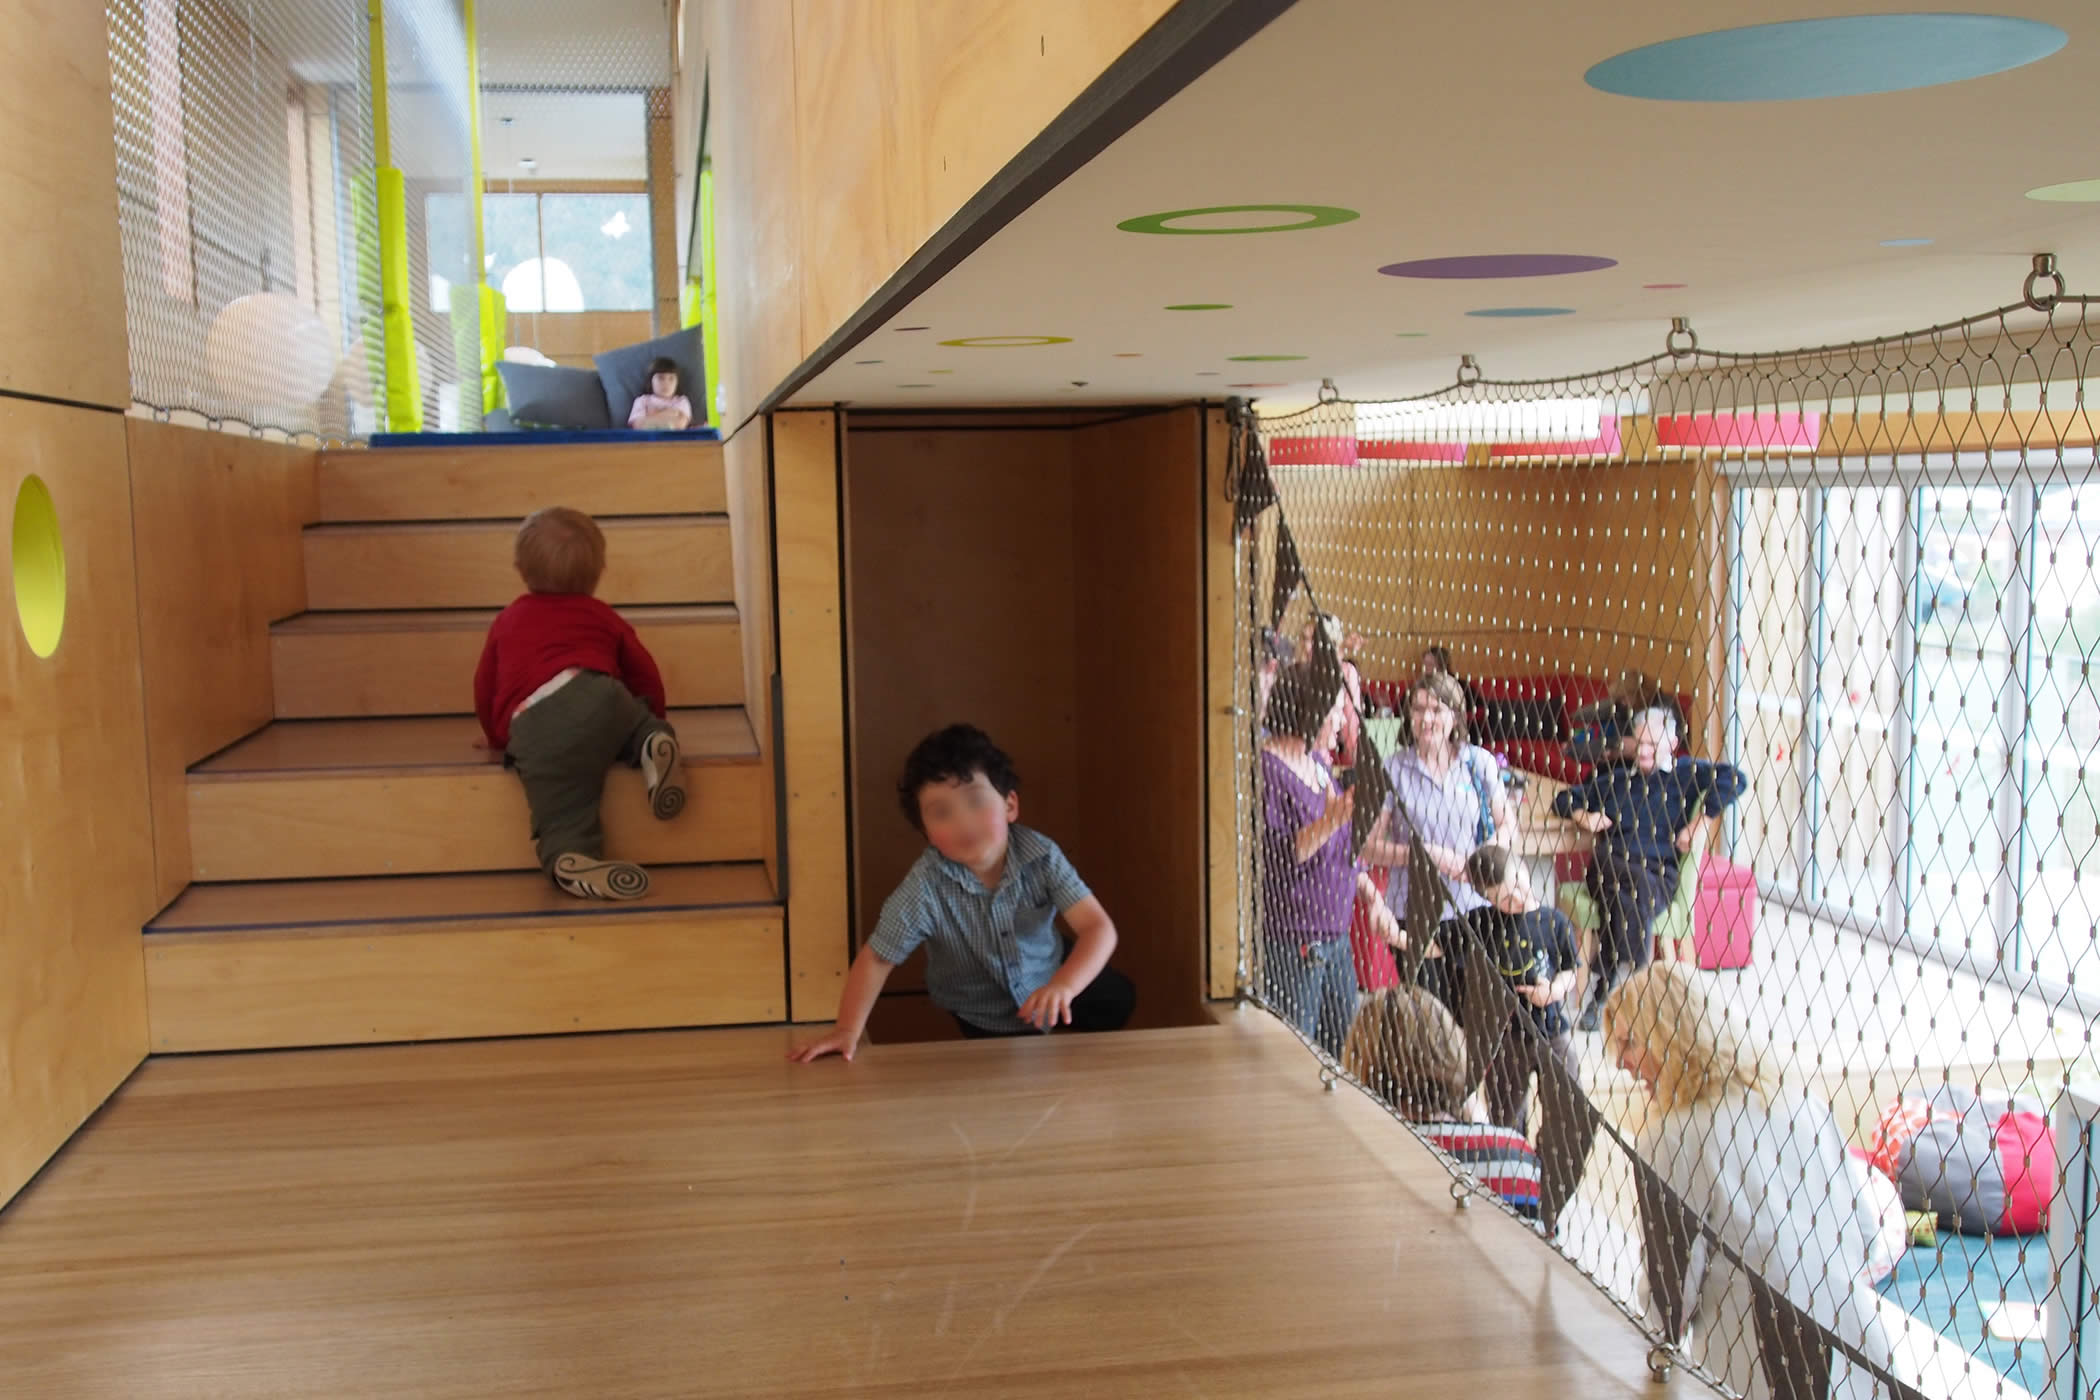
897;724;1019;832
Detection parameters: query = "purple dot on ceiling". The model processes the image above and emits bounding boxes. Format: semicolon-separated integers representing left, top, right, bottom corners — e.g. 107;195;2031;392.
1378;254;1618;279
893;326;931;332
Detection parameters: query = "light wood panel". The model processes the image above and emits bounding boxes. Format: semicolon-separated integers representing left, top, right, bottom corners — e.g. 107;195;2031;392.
0;1015;1699;1397
271;605;743;718
700;0;1182;420
144;908;785;1050
1821;408;2100;456
151;861;775;933
317;440;726;522
773;410;850;1022
781;0;1181;395
0;399;156;1205
127;419;318;906
302;516;732;610
702;0;803;426
844;426;1081;1005
195;708;754;775
188;757;767;880
647;86;679;334
0;0;127;406
1204;407;1245;1000
1069;407;1207;1027
1273;459;1721;717
721;425;779;886
505;311;656;369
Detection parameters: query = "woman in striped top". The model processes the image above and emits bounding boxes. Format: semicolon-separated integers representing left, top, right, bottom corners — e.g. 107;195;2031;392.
1342;986;1542;1220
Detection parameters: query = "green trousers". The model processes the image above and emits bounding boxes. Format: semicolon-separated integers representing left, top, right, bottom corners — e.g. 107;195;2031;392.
505;671;671;874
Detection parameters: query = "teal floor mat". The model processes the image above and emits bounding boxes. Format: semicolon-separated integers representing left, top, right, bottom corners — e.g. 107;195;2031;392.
1876;1232;2055;1392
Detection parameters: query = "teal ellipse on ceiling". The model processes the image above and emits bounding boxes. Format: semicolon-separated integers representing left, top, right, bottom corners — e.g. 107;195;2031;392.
1584;15;2065;102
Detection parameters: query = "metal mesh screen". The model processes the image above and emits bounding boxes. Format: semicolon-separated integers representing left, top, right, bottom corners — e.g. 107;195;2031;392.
108;0;477;439
1229;262;2100;1400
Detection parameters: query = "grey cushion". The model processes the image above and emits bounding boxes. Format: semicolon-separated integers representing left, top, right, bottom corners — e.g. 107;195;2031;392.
594;325;704;427
496;361;613;430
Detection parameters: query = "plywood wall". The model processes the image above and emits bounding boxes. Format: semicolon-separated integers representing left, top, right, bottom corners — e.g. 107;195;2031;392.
1271;458;1730;740
1069;408;1208;1026
0;0;127;407
689;0;1180;425
843;414;1210;1032
0;399;158;1203
127;419;318;908
772;411;850;1021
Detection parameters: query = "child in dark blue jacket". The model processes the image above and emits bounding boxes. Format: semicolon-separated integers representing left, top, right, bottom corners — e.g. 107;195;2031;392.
1552;707;1744;1029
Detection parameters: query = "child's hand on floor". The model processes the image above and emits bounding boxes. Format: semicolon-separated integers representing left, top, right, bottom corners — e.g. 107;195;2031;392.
788;1027;861;1063
1573;810;1613;834
1017;979;1077;1031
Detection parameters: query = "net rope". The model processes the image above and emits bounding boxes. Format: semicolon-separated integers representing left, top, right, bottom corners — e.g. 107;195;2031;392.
1230;262;2100;1400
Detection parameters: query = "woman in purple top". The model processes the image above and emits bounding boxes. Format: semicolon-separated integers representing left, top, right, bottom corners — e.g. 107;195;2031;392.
1260;661;1401;1057
1361;671;1513;1010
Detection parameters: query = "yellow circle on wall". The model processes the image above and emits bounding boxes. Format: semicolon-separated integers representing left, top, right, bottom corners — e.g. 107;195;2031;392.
12;474;65;658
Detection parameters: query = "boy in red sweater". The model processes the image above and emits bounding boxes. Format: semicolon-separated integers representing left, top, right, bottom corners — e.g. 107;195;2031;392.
473;506;684;900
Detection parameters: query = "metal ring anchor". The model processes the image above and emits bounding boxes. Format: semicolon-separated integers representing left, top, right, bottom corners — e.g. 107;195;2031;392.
1317;377;1340;404
2025;253;2067;312
1456;354;1482;387
1646;1344;1675;1381
1665;317;1699;358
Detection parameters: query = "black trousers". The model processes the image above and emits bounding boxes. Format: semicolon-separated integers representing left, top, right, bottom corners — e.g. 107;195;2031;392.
1586;851;1680;993
953;964;1138;1038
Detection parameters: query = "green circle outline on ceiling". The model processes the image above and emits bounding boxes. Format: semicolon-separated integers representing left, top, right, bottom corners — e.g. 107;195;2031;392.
936;335;1074;348
1117;204;1360;236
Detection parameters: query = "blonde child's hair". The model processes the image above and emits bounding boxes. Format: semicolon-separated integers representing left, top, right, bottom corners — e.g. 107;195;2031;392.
514;507;606;595
1342;986;1470;1121
1602;961;1777;1112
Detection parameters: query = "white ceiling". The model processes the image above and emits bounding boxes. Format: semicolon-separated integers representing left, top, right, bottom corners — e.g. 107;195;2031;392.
790;0;2100;412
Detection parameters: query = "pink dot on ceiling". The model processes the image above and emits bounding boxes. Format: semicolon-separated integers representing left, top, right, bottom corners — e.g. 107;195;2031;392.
893;326;931;332
1643;282;1687;290
1379;253;1617;279
1114;352;1143;358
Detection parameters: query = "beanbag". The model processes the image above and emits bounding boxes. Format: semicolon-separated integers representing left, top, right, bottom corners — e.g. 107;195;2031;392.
1866;1086;2054;1236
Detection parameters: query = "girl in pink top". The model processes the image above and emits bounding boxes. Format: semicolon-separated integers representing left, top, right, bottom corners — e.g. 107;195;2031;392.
628;357;694;430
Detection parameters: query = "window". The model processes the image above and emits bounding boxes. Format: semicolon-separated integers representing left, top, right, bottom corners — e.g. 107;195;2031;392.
425;191;651;313
1730;463;2100;999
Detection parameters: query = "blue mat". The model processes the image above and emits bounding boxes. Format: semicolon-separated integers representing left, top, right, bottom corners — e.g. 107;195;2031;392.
1877;1232;2053;1392
370;428;720;448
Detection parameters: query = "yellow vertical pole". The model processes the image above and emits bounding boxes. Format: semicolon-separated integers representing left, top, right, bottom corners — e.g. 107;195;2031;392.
368;0;422;431
463;0;484;277
368;0;389;165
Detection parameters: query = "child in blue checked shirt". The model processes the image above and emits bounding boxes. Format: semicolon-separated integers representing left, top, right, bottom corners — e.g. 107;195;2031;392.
789;725;1135;1062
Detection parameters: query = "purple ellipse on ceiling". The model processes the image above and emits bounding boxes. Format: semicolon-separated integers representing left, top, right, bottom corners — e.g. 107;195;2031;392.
1378;254;1618;279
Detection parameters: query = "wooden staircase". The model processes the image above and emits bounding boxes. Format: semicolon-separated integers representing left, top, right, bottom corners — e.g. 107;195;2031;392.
144;440;784;1052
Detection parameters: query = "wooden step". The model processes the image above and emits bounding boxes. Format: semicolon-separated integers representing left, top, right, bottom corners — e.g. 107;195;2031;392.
303;516;732;611
144;863;784;1051
187;709;767;881
317;439;726;522
270;605;743;718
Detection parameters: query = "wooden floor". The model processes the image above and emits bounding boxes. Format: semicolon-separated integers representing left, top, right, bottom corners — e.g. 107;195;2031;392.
0;1015;1694;1399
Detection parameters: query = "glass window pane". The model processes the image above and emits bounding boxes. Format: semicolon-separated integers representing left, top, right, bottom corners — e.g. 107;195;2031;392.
1733;486;1811;894
538;193;651;312
424;192;465;312
1811;488;1905;920
2022;481;2100;987
484;193;541;311
1906;485;2019;959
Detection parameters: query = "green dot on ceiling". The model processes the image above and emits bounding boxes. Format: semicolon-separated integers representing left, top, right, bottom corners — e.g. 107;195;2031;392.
1165;303;1233;311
